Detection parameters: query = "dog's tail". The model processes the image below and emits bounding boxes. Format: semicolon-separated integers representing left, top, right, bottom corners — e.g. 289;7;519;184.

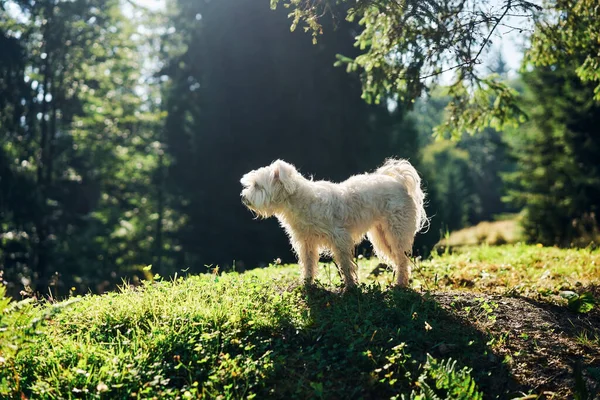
376;158;428;233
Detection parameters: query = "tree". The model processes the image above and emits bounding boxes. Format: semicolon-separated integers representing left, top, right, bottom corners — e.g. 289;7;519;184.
410;53;518;227
455;49;518;222
0;0;178;296
421;141;478;232
0;23;38;292
504;64;600;246
270;0;540;136
526;0;600;100
500;0;600;246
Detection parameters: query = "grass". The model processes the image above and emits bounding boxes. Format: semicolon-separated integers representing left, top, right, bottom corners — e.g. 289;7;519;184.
437;215;523;247
1;244;599;399
412;243;600;296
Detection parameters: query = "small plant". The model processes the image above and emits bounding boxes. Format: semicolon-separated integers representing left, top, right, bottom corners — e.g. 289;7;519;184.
443;229;452;256
401;355;483;400
475;298;498;324
486;332;510;348
560;291;596;314
372;343;411;388
576;330;600;349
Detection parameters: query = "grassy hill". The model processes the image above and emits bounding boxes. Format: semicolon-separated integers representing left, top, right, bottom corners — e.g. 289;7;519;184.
436;216;523;248
1;244;599;399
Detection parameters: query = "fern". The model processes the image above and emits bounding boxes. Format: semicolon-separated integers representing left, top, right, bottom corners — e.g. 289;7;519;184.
404;355;483;400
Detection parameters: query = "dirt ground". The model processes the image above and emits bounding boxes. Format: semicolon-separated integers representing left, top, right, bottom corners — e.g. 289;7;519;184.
432;288;600;398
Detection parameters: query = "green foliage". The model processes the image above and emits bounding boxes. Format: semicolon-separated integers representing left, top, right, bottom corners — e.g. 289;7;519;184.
2;244;599;398
416;243;600;295
410;72;517;233
0;0;180;296
560;291;596;314
406;355;482;400
0;285;41;396
526;0;600;101
270;0;535;137
433;78;525;138
0;269;491;399
504;64;600;246
421;141;477;232
269;0;600;251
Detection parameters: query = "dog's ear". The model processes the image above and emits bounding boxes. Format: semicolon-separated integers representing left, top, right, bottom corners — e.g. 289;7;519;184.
271;160;297;194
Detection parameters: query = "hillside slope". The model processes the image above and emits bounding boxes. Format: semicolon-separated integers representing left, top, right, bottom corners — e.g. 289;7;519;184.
1;244;599;399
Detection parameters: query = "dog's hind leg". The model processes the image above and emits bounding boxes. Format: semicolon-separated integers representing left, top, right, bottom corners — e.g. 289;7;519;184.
368;224;394;265
368;224;412;287
393;252;411;287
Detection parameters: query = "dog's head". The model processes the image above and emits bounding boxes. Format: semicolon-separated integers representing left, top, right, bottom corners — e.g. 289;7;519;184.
240;160;299;217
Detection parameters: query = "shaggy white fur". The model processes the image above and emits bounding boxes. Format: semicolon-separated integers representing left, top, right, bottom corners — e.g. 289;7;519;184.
240;159;427;288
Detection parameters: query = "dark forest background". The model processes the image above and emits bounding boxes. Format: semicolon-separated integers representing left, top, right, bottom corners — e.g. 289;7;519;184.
1;0;598;297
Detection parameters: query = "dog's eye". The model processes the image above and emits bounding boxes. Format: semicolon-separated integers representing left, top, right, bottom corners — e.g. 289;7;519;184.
254;183;262;190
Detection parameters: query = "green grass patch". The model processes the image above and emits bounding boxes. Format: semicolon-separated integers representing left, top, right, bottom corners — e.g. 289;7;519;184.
1;244;599;399
412;243;600;298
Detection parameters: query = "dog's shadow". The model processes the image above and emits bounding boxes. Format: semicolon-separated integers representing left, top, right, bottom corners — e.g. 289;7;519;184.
271;283;530;398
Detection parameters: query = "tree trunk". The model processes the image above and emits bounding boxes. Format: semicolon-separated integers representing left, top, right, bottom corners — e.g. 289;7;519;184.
37;48;50;185
46;59;63;185
34;4;54;293
155;145;165;275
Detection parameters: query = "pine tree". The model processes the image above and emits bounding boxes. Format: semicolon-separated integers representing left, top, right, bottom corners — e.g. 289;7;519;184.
0;1;176;295
505;66;600;245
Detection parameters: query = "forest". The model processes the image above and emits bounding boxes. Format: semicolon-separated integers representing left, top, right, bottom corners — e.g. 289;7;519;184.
2;0;600;398
0;0;598;296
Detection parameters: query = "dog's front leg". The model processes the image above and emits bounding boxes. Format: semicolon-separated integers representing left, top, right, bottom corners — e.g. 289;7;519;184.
331;233;358;288
297;240;319;285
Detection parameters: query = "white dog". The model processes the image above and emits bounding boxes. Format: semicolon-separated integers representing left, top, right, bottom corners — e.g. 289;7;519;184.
240;159;427;288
